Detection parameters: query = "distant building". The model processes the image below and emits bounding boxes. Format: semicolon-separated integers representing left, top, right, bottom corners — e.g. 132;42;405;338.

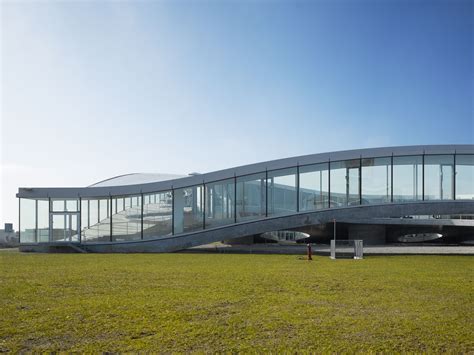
17;145;474;252
0;223;19;247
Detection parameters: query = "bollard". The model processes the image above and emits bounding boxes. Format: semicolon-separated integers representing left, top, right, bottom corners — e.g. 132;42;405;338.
307;243;312;261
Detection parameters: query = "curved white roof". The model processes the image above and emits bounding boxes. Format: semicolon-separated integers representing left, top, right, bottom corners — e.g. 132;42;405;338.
89;173;186;187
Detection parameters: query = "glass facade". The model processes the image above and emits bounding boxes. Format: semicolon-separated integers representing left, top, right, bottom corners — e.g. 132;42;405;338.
424;155;454;200
361;157;391;204
330;160;360;207
173;186;203;234
19;198;36;243
143;191;172;239
18;151;474;244
236;173;266;222
299;163;329;211
37;199;50;242
205;179;235;228
112;195;141;241
267;168;297;216
393;156;423;202
456;155;474;200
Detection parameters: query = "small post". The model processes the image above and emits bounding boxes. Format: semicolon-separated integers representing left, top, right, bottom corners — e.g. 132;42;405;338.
333;218;336;242
307;243;312;261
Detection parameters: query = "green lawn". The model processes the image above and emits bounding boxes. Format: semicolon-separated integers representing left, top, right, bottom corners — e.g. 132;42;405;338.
0;251;472;352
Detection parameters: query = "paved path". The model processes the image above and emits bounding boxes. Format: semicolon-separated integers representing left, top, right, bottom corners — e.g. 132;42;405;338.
186;243;474;255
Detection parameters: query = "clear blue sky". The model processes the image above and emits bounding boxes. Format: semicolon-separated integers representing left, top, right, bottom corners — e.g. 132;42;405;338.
1;0;473;227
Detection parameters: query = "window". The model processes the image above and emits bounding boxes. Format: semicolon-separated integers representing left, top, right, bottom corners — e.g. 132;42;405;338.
424;155;454;200
330;160;360;207
392;156;423;202
456;155;474;200
267;168;297;216
20;198;36;243
361;157;391;204
205;179;235;228
299;163;329;211
143;191;172;239
112;195;141;241
173;186;203;234
236;173;266;222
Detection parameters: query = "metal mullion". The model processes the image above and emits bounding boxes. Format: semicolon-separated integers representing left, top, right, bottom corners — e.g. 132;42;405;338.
234;175;237;223
110;195;113;242
171;188;175;235
18;198;21;243
359;157;362;205
390;155;394;203
453;153;456;200
35;199;38;243
141;193;144;240
296;165;300;212
422;153;425;200
328;160;331;208
265;170;268;217
79;197;82;244
203;183;206;229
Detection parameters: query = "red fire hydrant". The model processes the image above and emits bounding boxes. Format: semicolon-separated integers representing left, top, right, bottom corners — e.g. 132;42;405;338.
307;243;312;261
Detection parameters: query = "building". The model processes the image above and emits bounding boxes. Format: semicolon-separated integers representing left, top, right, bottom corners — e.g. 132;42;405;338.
17;145;474;252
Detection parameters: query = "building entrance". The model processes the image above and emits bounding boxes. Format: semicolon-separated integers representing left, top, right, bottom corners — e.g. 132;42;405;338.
49;213;80;243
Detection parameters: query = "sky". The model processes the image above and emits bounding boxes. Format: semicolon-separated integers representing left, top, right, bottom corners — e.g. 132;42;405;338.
1;0;473;228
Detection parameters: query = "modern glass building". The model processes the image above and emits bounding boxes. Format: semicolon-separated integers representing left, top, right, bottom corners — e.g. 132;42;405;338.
17;145;474;252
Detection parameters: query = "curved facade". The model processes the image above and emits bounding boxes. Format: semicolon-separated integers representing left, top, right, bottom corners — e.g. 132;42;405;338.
17;145;474;252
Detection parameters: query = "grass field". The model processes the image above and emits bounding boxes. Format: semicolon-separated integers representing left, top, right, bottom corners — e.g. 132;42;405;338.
0;251;473;352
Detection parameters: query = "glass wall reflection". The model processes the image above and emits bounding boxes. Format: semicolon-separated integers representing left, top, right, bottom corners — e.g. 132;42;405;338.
361;157;391;204
392;156;423;202
267;168;297;216
37;199;49;242
299;163;329;211
143;191;172;239
173;186;204;234
456;155;474;200
20;198;36;243
112;195;141;241
330;160;360;207
205;179;235;228
424;155;454;200
236;173;266;222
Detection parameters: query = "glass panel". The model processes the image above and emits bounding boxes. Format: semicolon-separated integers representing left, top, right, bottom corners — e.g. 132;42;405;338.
70;214;79;242
99;199;109;220
81;199;89;240
112;195;142;241
19;198;36;243
424;155;454;200
205;179;235;228
51;199;78;212
52;200;65;212
236;173;266;222
143;191;172;239
37;199;49;242
82;199;111;242
299;163;329;211
361;157;392;204
66;200;78;212
456;155;474;200
330;160;360;207
51;214;66;242
173;186;204;234
393;156;423;202
51;214;79;242
267;168;297;216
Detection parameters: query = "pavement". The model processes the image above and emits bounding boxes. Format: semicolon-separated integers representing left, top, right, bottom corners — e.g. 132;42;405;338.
185;243;474;255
